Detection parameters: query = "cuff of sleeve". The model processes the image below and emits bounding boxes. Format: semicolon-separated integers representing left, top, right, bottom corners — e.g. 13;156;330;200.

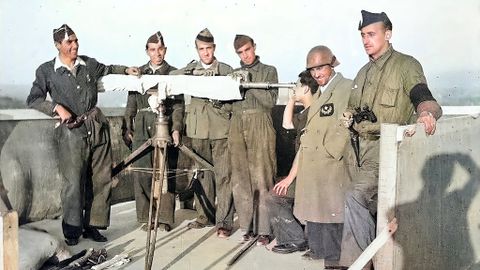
51;102;58;116
171;124;182;133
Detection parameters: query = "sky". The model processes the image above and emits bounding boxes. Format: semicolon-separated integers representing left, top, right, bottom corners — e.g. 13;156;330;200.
0;0;479;105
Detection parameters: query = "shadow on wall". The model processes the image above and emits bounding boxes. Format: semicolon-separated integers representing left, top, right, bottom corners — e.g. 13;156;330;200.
392;153;480;270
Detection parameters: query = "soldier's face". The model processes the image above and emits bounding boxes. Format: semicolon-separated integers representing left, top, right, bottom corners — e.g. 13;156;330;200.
55;34;79;61
146;42;167;66
236;41;256;66
196;40;216;65
360;22;391;60
307;53;333;87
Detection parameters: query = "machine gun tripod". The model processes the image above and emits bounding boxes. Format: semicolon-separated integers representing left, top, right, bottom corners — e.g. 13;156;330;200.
111;100;213;270
104;74;296;269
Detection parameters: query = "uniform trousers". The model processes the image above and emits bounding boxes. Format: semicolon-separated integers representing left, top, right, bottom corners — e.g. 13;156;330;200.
339;139;379;266
266;193;305;245
190;138;233;229
228;111;276;234
307;222;343;261
131;111;176;225
56;112;112;240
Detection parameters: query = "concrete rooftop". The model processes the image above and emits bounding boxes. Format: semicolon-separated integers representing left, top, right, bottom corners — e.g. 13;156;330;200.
29;201;329;270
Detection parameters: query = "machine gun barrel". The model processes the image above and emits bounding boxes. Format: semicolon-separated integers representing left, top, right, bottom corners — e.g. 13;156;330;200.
240;82;296;89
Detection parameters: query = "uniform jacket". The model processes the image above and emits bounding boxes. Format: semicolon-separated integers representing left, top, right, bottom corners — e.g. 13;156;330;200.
27;55;127;117
27;55;127;138
293;73;352;223
232;56;278;112
349;45;427;134
123;61;182;137
177;59;233;140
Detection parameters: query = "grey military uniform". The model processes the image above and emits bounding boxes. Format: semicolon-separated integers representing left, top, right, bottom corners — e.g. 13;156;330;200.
124;61;181;226
27;55;127;239
228;56;278;235
175;59;234;228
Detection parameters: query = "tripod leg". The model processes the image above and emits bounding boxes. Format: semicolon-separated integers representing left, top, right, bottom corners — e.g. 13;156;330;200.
144;144;168;270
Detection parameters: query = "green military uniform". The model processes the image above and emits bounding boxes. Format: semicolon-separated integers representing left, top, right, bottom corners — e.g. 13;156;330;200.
177;59;234;228
228;56;278;235
340;45;429;265
124;61;181;226
27;55;127;240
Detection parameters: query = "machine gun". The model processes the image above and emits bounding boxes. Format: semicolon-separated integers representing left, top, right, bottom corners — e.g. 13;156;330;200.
103;72;295;269
240;82;296;89
349;105;377;167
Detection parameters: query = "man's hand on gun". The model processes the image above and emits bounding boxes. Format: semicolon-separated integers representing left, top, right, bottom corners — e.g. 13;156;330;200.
125;67;141;77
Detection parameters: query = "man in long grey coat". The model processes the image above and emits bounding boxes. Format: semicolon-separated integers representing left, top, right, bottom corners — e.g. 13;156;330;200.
284;46;352;266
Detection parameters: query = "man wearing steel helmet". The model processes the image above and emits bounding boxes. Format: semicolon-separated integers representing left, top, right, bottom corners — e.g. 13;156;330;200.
280;46;352;265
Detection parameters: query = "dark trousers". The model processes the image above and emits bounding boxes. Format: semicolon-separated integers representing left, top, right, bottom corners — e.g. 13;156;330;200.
228;113;276;234
307;222;343;261
191;138;233;229
132;139;175;226
57;121;112;240
340;139;379;266
266;193;305;245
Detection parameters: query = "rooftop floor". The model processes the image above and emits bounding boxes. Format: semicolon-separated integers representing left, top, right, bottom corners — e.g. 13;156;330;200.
30;201;327;270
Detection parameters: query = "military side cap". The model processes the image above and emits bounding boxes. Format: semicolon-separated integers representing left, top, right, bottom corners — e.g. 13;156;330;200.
233;34;254;50
196;28;214;43
53;24;75;43
147;31;164;45
358;10;392;30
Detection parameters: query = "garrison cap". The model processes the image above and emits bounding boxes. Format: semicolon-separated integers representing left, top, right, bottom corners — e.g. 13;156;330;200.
53;24;75;43
146;31;165;45
196;28;214;43
358;10;392;30
233;34;254;50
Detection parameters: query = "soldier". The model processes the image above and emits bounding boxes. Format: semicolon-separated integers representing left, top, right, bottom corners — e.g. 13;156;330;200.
173;28;234;237
230;35;278;245
26;24;139;246
339;10;442;268
267;70;318;254
122;31;181;232
277;46;352;266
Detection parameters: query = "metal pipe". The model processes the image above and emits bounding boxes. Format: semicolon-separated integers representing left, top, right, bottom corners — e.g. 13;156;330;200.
240;82;296;89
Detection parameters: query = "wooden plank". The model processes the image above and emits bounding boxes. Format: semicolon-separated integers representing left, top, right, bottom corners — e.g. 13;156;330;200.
1;211;18;270
349;219;398;270
375;124;399;270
